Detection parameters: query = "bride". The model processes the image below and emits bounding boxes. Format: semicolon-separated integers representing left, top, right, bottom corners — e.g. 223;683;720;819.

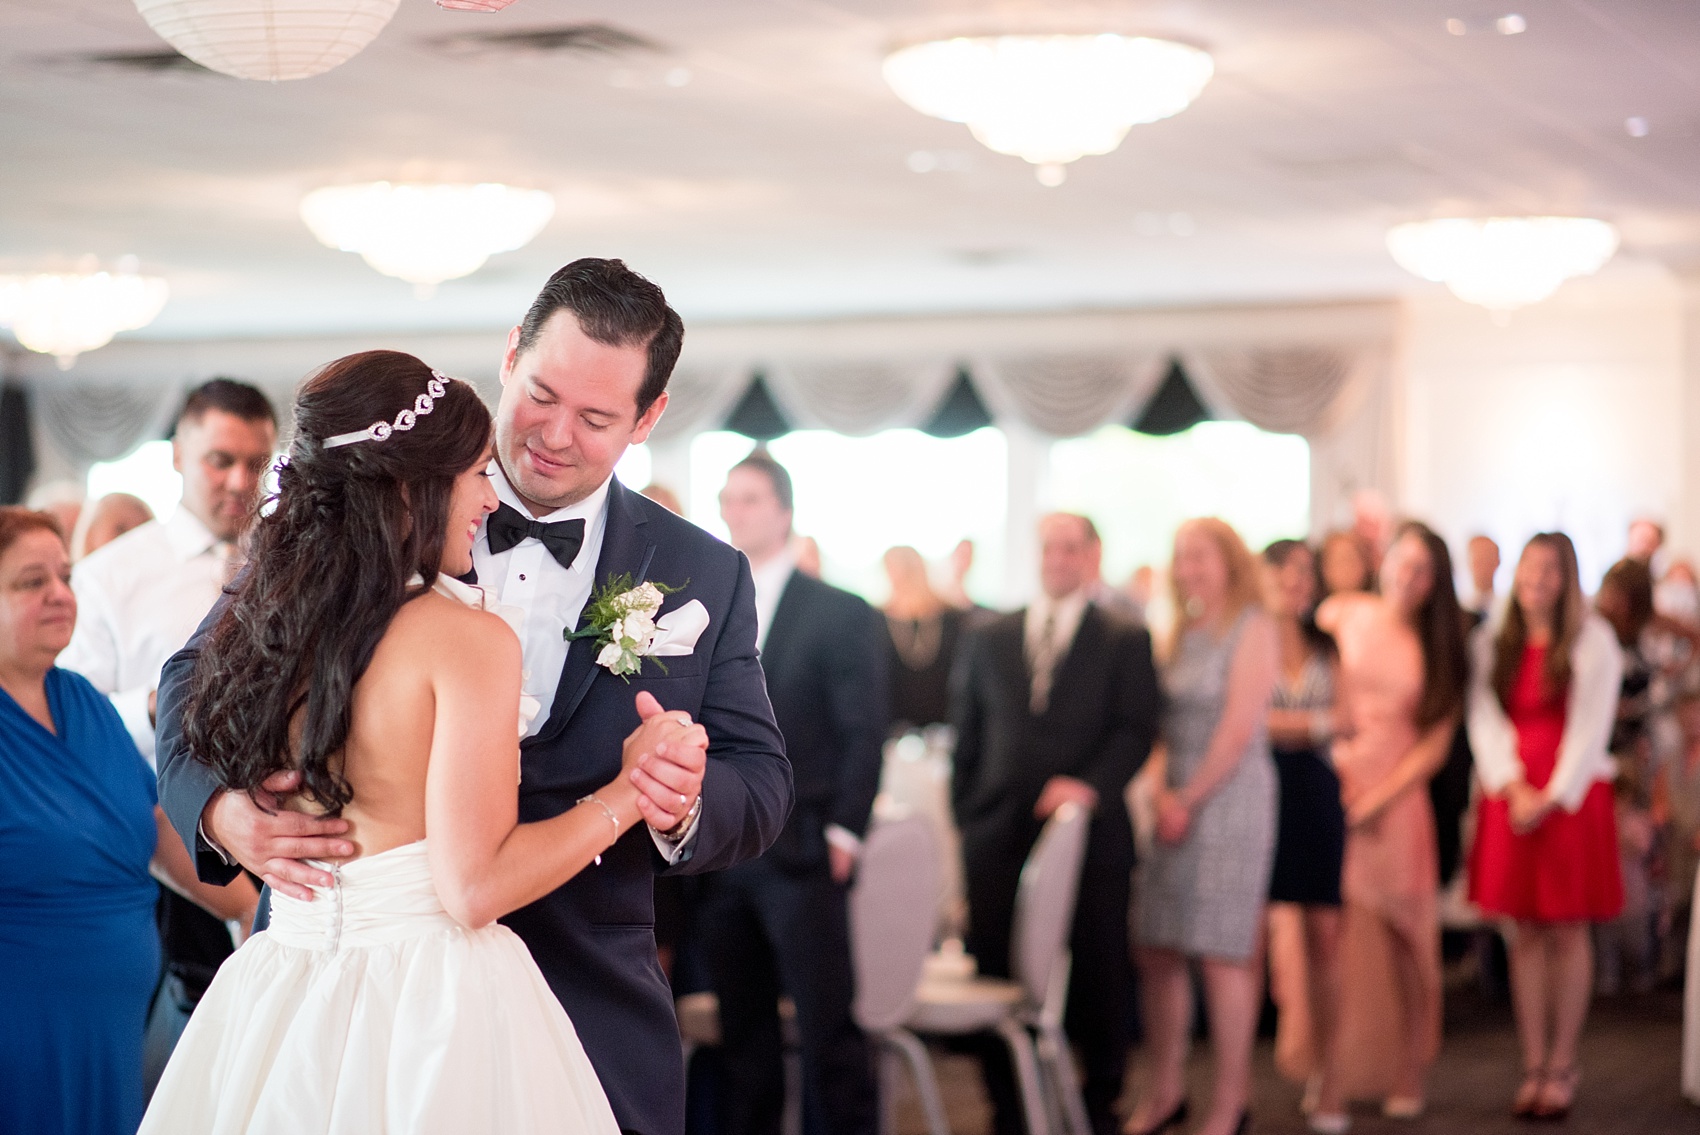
141;350;704;1134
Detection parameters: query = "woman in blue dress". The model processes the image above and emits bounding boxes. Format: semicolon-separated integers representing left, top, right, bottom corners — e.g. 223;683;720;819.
0;508;257;1135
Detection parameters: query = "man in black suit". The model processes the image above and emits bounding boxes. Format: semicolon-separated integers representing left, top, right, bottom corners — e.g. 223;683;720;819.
155;259;794;1135
700;450;886;1135
951;513;1162;1135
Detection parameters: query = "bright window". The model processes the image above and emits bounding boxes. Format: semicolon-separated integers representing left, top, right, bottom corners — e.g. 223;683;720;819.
688;428;1009;602
1046;422;1311;584
86;440;182;522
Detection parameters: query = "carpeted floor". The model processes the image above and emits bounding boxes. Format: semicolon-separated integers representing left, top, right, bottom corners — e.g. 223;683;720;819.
886;987;1693;1135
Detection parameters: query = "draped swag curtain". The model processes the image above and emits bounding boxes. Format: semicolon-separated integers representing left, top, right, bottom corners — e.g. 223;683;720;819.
34;380;183;467
663;345;1385;442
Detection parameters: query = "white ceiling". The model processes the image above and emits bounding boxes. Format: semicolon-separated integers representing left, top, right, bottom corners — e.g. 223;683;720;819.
3;0;1699;343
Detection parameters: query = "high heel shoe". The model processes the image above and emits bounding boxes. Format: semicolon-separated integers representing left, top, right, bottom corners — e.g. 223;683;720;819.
1121;1098;1188;1135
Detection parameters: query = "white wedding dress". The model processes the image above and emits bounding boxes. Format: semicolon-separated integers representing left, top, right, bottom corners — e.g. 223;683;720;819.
140;840;620;1134
141;575;618;1134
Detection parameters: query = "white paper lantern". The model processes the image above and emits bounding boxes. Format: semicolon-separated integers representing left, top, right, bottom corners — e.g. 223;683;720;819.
133;0;401;82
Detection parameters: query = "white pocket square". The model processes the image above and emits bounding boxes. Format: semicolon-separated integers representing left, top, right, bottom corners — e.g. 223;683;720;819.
649;599;709;657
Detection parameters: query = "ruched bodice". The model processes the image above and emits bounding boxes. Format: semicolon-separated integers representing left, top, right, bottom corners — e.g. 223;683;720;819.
268;841;462;952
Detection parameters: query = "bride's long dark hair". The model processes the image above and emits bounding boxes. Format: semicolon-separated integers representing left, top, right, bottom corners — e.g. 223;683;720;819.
183;350;492;815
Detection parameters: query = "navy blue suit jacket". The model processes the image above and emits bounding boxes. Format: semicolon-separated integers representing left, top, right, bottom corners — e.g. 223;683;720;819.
155;478;793;1135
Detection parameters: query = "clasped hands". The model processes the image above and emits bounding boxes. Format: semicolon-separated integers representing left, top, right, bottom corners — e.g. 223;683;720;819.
1504;779;1554;834
203;690;708;901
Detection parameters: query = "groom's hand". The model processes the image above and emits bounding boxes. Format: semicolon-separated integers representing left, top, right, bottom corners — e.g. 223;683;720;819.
202;769;354;901
628;690;708;833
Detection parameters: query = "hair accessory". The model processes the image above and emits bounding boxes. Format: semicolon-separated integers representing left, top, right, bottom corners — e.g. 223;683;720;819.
322;371;452;449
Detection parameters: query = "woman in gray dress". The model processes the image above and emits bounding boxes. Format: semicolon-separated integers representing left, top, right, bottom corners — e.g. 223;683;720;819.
1127;518;1278;1135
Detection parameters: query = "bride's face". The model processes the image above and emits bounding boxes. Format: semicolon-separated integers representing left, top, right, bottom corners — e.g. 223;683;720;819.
442;447;498;578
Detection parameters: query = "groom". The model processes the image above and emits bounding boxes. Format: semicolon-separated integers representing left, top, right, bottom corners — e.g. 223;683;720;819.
155;259;794;1135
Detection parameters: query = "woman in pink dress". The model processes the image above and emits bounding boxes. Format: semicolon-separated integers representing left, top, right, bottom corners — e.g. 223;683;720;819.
1316;522;1468;1122
1467;533;1622;1120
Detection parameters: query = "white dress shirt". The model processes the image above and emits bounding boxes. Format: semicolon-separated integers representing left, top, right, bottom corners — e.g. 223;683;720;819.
472;469;697;860
1467;613;1624;812
747;548;797;651
1024;590;1089;660
60;508;232;766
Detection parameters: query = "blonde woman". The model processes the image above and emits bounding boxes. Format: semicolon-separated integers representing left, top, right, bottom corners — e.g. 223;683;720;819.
1128;519;1278;1135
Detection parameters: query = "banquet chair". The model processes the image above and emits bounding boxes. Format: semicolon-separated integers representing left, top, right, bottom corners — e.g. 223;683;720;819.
849;814;948;1135
877;803;1093;1135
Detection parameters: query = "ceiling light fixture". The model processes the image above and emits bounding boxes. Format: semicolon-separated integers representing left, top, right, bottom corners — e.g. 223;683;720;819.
300;182;556;296
1386;216;1619;313
0;259;169;370
132;0;400;82
883;33;1213;186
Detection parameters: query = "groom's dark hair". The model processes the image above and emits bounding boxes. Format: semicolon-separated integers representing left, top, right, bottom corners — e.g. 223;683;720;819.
517;258;684;418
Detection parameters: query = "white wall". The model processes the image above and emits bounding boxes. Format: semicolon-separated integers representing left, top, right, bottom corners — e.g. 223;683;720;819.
1398;261;1686;589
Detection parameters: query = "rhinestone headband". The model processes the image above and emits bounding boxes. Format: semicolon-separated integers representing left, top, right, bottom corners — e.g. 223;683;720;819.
322;371;453;449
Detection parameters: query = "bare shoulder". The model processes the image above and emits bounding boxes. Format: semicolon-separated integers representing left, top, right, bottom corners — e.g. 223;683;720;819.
384;590;520;676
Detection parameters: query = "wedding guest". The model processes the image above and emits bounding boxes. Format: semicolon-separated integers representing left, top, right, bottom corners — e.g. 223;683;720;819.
1317;521;1468;1118
1627;517;1665;569
882;544;967;731
1467;532;1622;1120
1128;518;1276;1135
1596;558;1699;776
71;492;154;560
640;482;683;515
1596;764;1657;997
1261;539;1349;1132
1465;535;1500;618
0;508;255;1135
940;537;978;610
793;533;823;579
1319;530;1375;597
954;512;1161;1135
702;450;885;1135
24;479;84;542
1126;564;1158;625
56;378;277;1083
1656;558;1700;627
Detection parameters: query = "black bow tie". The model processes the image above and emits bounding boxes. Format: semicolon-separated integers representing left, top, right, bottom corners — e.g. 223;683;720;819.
486;503;586;569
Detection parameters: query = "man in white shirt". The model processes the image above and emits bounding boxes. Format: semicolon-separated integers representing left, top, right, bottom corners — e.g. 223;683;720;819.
61;380;277;764
58;377;277;1087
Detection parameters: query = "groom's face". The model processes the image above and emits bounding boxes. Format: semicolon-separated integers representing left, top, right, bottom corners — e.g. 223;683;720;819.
496;310;669;514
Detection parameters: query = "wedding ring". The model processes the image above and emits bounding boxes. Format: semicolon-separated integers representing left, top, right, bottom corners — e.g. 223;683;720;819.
678;793;688;806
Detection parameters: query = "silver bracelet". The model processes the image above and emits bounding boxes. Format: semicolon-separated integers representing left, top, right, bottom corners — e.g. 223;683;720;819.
578;794;620;866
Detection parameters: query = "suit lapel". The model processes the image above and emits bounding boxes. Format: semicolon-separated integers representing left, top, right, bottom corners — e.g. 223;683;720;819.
757;570;804;675
528;479;655;748
1042;606;1103;712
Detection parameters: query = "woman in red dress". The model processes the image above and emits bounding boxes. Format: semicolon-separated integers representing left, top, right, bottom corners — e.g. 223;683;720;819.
1467;532;1623;1121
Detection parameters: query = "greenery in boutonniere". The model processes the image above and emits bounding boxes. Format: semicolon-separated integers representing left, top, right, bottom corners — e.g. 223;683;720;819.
567;573;687;679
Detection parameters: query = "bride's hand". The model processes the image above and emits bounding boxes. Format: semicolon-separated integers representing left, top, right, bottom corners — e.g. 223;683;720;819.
622;691;709;833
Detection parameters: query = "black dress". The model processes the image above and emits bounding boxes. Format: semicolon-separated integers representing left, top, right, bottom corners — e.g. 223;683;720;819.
883;607;966;731
1268;652;1346;906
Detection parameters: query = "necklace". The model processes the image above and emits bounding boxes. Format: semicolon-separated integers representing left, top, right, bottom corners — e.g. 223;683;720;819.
888;614;944;670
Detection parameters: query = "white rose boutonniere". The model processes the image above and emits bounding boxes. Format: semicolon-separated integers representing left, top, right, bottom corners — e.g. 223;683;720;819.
569;574;709;679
